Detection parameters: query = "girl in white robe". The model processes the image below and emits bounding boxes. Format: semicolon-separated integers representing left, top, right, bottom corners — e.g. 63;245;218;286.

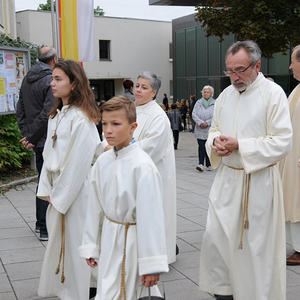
37;60;101;300
79;96;169;300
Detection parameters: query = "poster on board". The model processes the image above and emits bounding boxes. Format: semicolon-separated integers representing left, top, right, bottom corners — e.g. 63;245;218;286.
0;47;30;115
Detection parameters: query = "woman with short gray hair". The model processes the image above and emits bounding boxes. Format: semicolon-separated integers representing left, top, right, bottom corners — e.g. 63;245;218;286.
134;71;177;264
192;85;215;172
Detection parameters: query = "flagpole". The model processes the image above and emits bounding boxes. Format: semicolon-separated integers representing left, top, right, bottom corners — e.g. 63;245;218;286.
55;0;61;58
50;0;56;49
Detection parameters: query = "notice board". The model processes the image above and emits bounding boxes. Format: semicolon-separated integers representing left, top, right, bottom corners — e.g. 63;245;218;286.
0;46;31;115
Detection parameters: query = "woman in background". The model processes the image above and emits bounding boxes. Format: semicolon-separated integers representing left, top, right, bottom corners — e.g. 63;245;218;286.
192;85;215;172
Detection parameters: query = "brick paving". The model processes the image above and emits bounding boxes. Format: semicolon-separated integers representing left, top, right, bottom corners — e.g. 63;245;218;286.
1;131;300;299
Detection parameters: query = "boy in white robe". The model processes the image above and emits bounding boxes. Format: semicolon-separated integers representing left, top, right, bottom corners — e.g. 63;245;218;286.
79;96;169;300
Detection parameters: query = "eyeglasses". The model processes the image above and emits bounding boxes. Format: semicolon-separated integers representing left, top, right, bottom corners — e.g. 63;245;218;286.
224;63;253;76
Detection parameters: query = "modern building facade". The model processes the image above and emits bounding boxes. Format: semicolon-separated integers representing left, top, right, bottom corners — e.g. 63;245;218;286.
0;0;16;38
172;13;296;100
16;10;173;101
150;1;297;100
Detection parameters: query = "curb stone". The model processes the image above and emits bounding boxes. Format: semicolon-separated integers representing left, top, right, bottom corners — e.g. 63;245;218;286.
0;175;38;191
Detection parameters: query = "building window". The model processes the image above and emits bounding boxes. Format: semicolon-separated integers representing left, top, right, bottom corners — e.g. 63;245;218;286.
99;40;111;60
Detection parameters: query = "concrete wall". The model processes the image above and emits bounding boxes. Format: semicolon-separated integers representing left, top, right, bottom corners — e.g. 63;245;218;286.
16;10;173;101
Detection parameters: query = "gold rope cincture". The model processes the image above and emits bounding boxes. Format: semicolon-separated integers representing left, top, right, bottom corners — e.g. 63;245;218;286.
105;216;136;300
55;214;66;283
224;163;275;249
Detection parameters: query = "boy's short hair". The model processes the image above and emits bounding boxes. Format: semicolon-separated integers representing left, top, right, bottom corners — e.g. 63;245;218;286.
171;103;177;109
100;96;136;123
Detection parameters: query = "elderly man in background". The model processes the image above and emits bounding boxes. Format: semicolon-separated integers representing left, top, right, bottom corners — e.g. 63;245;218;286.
280;45;300;265
199;40;292;300
16;47;57;241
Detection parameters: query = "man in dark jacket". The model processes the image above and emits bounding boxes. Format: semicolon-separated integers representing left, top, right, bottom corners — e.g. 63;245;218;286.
16;46;57;241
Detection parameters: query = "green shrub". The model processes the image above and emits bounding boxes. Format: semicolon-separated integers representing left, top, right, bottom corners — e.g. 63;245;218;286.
0;115;32;172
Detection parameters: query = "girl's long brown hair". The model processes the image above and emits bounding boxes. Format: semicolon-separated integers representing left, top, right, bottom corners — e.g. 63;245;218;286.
49;60;100;124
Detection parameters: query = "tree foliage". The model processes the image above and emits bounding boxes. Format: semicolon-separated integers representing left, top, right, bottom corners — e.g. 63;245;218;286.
195;0;300;57
38;0;104;16
38;0;55;11
0;115;32;172
0;34;38;172
0;33;39;64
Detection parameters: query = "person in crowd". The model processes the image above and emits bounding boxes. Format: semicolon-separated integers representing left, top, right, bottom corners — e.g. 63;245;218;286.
199;40;292;300
134;71;177;263
36;60;101;300
16;46;57;241
79;96;168;300
192;85;215;172
189;94;197;132
168;103;182;150
163;92;169;111
280;45;300;265
180;98;188;131
122;79;135;102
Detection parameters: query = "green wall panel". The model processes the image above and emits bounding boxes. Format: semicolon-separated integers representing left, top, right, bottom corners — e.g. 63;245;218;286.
175;30;186;76
196;26;208;76
208;35;221;76
268;52;290;75
186;27;196;76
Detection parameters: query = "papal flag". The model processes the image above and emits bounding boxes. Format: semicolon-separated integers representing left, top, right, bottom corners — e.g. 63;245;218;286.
58;0;95;61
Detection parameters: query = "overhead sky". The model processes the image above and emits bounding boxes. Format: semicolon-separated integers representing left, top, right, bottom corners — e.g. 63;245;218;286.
14;0;196;21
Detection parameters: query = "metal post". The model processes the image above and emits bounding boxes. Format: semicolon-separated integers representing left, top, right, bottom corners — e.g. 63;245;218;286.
50;0;56;49
55;0;61;58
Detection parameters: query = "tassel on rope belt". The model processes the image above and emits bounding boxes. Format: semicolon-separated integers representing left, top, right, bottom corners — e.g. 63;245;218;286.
56;214;66;283
223;163;275;249
105;215;136;300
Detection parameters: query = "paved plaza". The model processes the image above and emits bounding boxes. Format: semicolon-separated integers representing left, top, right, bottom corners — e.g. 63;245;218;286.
1;132;300;299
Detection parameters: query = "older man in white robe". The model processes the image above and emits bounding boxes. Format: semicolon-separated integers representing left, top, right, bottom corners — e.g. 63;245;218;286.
280;45;300;265
199;40;292;300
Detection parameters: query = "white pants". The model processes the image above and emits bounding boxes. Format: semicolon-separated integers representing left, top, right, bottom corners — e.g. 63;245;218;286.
286;222;300;252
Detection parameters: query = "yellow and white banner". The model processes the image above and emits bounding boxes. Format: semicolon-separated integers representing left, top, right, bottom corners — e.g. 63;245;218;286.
58;0;95;61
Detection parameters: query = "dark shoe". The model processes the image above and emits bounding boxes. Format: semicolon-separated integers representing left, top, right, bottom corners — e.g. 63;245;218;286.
214;295;234;300
176;244;179;255
196;164;204;172
287;251;300;265
39;232;48;241
35;225;40;233
89;287;97;299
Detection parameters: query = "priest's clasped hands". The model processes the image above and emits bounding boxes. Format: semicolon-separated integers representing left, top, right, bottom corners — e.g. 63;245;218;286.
212;135;239;157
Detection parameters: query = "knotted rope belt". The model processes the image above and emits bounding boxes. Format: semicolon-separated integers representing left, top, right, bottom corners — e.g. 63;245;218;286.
105;215;136;300
56;214;66;283
223;163;275;249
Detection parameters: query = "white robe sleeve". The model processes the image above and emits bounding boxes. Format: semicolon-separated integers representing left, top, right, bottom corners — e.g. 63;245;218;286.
37;119;54;200
50;120;98;214
238;89;293;173
137;116;171;166
136;164;169;276
79;164;104;259
206;98;222;169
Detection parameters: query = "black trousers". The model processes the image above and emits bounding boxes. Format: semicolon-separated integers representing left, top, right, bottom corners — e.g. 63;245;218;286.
35;147;49;234
173;130;179;149
197;138;211;167
181;115;187;130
